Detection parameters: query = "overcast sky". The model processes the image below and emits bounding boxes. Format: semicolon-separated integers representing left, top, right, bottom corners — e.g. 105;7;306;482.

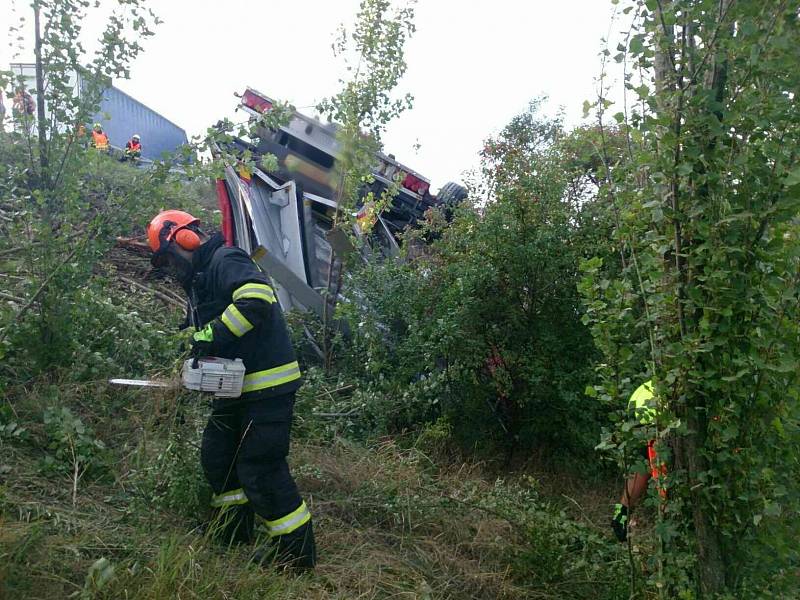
3;0;621;192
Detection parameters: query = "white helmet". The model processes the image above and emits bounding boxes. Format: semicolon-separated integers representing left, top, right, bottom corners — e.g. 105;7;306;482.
132;134;140;141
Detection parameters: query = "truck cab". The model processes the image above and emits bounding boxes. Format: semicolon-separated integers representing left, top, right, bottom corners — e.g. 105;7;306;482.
239;87;442;238
213;87;467;316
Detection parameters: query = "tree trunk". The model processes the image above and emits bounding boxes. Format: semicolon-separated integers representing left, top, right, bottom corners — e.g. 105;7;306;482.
673;407;727;596
33;2;50;190
653;1;728;595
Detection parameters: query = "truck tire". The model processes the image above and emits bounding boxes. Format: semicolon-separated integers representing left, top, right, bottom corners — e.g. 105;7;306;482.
436;182;468;206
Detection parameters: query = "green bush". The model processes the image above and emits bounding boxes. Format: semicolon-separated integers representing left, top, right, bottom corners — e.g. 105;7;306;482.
67;285;183;379
40;406;107;478
0;404;29;444
578;2;800;595
0;132;211;386
483;478;629;598
322;105;618;464
4;282;183;384
129;421;211;520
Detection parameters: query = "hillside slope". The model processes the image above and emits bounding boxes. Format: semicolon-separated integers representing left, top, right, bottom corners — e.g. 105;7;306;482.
0;156;634;600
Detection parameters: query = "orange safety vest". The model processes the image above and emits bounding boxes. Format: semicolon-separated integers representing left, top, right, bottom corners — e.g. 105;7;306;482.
92;130;109;149
13;92;35;115
127;141;141;152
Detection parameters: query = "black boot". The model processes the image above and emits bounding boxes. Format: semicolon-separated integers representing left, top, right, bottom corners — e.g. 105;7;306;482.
253;520;316;570
611;503;629;542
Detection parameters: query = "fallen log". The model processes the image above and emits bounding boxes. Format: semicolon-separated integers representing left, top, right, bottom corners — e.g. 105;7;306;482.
115;236;152;254
0;291;25;303
118;276;184;310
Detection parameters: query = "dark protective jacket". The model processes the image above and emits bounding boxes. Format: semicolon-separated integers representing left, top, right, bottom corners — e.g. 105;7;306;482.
188;234;302;400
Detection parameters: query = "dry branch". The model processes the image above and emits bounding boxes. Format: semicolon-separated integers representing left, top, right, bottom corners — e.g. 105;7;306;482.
0;245;80;344
115;236;152;255
0;245;35;258
0;291;25;303
118;276;185;310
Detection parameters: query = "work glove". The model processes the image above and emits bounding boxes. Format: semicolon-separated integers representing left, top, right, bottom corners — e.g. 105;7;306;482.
191;323;216;358
610;503;628;542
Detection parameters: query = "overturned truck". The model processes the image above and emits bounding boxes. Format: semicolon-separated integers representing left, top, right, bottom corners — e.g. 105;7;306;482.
213;87;467;316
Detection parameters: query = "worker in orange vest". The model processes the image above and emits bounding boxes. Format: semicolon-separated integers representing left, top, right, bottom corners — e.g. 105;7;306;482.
122;134;142;161
70;122;87;147
12;87;35;134
91;123;110;152
0;93;6;133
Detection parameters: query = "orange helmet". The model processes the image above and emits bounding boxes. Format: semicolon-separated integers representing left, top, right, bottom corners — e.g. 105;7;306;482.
147;210;201;264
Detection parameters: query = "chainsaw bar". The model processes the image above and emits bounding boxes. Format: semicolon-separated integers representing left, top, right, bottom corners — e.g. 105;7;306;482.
108;378;172;389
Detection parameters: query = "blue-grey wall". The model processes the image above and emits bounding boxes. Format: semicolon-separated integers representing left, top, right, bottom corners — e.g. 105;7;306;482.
92;86;187;160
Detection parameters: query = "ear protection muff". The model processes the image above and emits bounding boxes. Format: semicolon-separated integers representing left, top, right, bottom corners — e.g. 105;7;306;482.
151;221;201;267
173;227;201;251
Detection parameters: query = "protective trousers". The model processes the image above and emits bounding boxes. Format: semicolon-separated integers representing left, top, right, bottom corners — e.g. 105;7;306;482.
200;393;315;565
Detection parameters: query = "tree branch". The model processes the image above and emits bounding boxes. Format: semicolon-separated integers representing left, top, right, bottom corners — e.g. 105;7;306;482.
0;244;80;344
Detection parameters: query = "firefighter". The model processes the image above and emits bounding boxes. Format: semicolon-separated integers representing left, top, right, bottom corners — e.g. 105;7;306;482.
91;123;110;152
12;87;35;134
146;210;316;569
611;380;664;542
0;93;6;133
123;134;142;161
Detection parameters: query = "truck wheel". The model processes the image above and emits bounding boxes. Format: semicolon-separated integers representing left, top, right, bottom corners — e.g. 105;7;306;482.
436;182;468;206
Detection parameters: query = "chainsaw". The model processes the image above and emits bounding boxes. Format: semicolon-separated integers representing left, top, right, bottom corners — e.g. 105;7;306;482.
109;357;246;398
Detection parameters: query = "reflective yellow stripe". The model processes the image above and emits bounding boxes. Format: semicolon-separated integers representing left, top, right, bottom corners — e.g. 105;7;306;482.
263;500;310;537
243;361;301;393
221;304;253;337
232;283;276;304
210;487;249;508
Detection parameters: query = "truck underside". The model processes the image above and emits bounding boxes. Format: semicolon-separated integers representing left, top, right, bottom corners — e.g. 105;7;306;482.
213;88;466;316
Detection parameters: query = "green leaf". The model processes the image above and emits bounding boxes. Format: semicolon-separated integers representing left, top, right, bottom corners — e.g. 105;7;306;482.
629;34;645;55
721;425;738;442
784;166;800;187
84;557;115;592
